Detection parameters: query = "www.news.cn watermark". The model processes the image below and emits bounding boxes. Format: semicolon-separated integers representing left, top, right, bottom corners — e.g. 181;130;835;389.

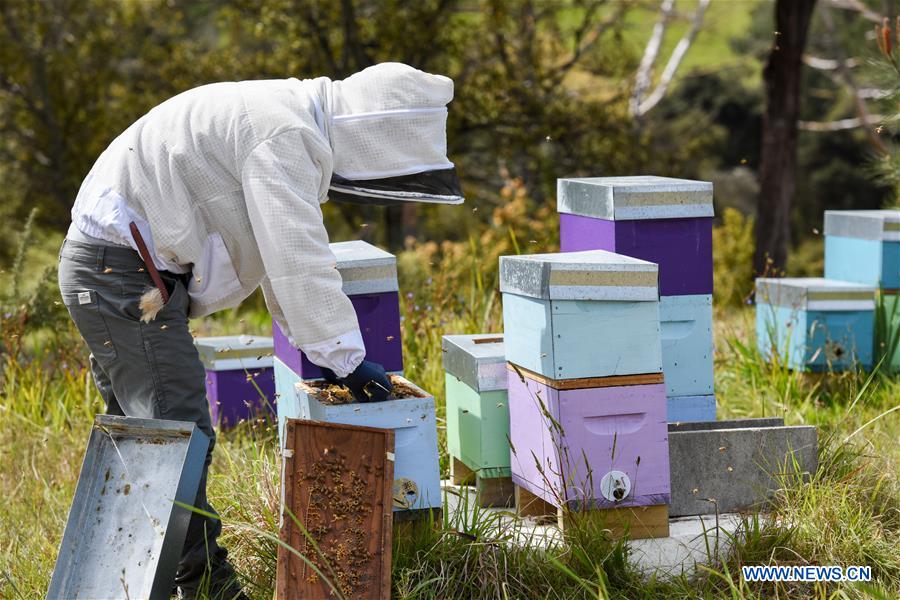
742;565;872;582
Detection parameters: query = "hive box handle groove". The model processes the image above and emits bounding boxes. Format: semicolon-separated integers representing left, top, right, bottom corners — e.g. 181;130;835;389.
582;413;647;435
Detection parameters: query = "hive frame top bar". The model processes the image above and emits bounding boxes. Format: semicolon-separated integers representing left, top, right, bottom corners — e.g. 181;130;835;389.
330;240;399;294
557;175;714;221
500;250;659;301
824;209;900;241
756;277;876;311
442;334;507;392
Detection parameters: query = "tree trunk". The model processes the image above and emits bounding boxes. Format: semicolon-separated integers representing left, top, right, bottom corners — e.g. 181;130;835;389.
754;0;817;275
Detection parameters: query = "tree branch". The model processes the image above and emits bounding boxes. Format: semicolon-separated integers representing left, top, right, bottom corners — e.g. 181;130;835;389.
799;115;887;130
803;54;860;69
636;0;711;117
631;0;675;117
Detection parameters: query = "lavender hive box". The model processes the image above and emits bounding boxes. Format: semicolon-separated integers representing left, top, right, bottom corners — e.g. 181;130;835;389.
500;250;662;380
195;335;275;428
824;210;900;290
507;365;670;510
272;240;403;378
756;278;876;371
557;176;714;296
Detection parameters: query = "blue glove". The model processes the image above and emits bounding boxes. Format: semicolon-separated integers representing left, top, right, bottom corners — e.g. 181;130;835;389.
321;360;393;403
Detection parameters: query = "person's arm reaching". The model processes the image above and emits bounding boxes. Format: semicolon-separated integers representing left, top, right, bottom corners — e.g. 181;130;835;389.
241;128;360;375
241;128;392;401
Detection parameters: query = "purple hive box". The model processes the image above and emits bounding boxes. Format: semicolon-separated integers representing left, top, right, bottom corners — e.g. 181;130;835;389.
272;293;403;379
272;240;403;379
557;176;714;297
507;365;670;510
195;335;275;429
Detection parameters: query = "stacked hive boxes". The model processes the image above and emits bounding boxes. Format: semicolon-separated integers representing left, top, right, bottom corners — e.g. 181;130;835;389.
501;250;671;538
442;334;513;507
755;278;875;371
557;176;715;422
825;210;900;370
195;335;275;428
273;240;441;514
272;241;403;378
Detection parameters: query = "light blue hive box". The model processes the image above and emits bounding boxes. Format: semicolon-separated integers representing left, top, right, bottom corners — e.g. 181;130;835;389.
500;250;662;380
274;357;441;512
756;278;876;371
824;210;900;289
660;294;716;422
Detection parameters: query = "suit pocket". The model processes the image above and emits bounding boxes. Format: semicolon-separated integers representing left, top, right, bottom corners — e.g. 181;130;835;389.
188;233;242;306
62;289;118;364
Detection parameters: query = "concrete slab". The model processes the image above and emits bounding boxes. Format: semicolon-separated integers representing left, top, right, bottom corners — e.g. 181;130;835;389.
441;480;744;579
668;419;817;517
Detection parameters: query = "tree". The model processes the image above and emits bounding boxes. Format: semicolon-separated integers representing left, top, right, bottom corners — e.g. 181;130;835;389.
754;0;818;275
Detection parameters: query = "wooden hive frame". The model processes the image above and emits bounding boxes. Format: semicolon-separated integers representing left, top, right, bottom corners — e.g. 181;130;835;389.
278;419;394;600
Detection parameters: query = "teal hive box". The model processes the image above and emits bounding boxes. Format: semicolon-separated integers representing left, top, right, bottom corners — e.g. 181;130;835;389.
442;334;509;479
273;357;441;511
756;278;876;371
824;210;900;290
500;250;662;380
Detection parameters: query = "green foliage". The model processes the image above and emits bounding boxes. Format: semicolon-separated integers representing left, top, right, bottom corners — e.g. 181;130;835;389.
0;208;69;359
713;208;755;308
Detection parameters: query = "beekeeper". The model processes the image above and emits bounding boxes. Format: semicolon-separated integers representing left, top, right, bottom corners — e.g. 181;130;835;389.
57;62;463;600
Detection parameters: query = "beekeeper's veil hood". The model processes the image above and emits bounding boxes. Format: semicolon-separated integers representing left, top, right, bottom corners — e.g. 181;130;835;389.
317;62;464;206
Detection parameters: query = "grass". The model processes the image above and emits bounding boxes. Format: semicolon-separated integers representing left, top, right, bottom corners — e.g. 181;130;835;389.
1;242;898;598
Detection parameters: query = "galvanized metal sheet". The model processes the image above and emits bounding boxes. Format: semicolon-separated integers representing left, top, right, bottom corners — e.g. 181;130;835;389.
499;250;658;301
48;415;209;600
756;277;876;311
194;335;274;371
557;176;714;221
331;240;398;295
441;334;507;391
824;209;900;241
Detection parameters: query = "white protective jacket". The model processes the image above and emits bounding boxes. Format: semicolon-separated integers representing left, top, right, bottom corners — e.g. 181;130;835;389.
69;63;463;377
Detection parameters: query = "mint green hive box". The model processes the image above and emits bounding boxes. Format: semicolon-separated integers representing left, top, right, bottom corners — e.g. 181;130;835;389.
442;333;513;507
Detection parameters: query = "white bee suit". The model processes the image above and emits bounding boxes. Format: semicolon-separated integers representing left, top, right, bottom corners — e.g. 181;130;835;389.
69;63;462;377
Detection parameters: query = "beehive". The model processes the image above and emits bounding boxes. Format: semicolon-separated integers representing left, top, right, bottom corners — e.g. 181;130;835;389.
194;335;275;428
824;210;900;289
557;176;716;421
506;365;670;511
500;250;662;380
442;334;513;506
272;240;403;379
756;278;876;371
557;176;714;296
660;294;716;422
274;358;441;512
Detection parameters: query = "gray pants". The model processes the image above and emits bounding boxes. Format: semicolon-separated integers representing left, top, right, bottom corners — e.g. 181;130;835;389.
58;239;227;592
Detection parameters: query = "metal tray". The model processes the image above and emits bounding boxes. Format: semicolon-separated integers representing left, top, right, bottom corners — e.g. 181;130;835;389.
48;415;209;600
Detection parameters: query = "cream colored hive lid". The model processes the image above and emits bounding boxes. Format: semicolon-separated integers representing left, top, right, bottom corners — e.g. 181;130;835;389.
194;335;274;370
330;240;398;295
557;175;714;221
824;210;900;242
756;277;876;311
499;250;659;301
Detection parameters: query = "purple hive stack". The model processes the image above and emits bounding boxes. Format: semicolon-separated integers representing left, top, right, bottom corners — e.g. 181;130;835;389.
557;176;716;423
195;335;276;429
500;251;671;538
272;240;403;380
